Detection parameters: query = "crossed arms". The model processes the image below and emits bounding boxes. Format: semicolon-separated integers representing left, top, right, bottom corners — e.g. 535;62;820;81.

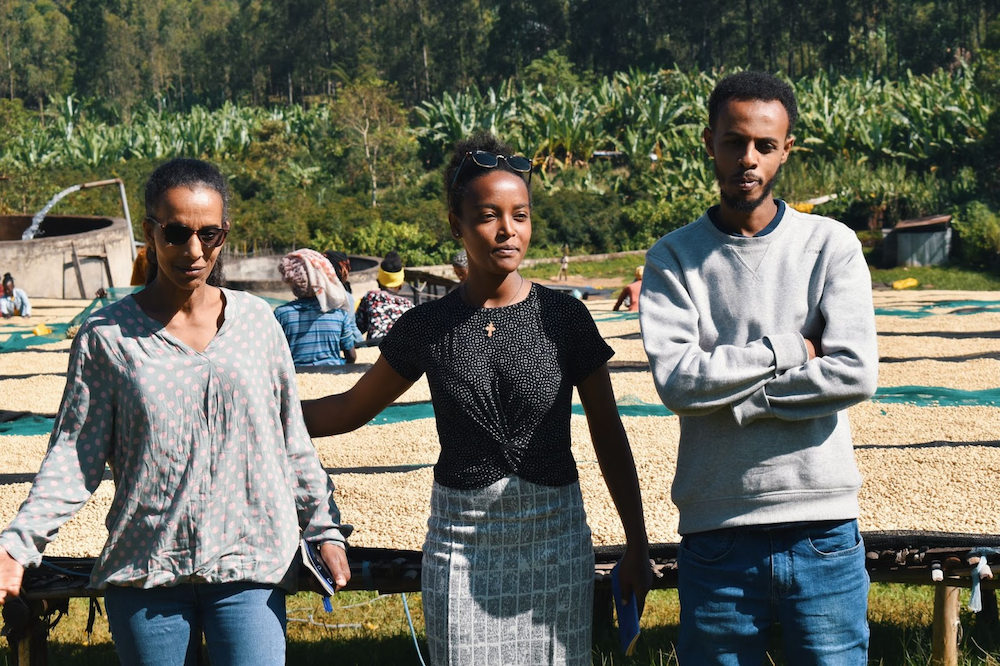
639;240;879;426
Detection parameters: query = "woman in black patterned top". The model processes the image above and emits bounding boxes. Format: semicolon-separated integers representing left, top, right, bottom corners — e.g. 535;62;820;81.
303;133;651;665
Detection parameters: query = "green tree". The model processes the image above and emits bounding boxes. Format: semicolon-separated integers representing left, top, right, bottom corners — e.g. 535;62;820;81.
0;96;28;152
16;0;74;120
522;50;588;90
0;0;15;100
483;0;569;80
421;0;490;95
70;0;109;99
568;0;665;74
133;0;191;110
330;78;411;207
186;0;239;104
101;10;143;122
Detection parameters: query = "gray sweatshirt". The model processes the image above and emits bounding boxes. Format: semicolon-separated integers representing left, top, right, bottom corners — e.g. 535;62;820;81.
639;205;879;535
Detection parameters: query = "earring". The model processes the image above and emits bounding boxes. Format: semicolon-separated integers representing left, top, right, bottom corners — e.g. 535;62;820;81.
453;232;461;238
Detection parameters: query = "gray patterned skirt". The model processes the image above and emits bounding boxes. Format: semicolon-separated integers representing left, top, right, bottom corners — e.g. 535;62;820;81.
422;475;594;666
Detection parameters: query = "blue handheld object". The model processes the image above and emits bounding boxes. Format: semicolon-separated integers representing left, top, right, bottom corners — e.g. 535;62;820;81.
611;564;641;656
301;540;339;612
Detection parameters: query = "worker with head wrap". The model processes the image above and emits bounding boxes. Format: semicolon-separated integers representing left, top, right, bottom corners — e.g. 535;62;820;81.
274;248;358;365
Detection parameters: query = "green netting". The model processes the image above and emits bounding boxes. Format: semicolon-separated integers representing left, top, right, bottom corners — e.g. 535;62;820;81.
8;289;989;355
7;385;997;438
597;299;1000;321
0;287;140;354
874;307;933;318
0;287;293;355
66;287;141;329
926;299;1000;311
591;311;639;322
367;397;679;424
0;414;55;437
872;385;1000;407
570;403;672;417
64;287;288;327
364;387;1000;422
369;402;436;424
875;299;1000;319
0;323;72;352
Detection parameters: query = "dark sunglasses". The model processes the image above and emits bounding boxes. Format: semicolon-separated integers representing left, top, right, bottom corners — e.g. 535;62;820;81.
146;216;229;248
449;151;533;192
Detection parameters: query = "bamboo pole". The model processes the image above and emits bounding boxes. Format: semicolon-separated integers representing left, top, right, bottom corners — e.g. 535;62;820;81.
931;585;961;666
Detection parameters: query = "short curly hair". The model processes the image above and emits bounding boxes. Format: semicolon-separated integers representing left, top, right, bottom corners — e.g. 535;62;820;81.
708;71;798;135
443;132;531;215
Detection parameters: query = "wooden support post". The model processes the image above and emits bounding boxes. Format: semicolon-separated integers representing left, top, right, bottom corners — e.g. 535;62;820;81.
71;244;87;299
1;598;61;666
979;588;998;628
592;582;614;641
931;585;960;666
16;610;47;666
101;242;114;289
70;242;114;299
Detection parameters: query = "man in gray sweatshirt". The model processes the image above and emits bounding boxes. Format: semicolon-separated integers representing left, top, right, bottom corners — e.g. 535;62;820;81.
639;71;879;665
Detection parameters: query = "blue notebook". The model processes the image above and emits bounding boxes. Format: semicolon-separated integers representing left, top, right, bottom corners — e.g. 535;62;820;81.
611;564;641;656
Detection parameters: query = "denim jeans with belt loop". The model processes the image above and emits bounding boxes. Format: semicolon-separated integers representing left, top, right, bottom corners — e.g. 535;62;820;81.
677;519;869;666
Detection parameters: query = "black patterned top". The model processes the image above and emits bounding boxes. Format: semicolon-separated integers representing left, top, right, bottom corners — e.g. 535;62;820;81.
356;289;414;341
379;283;613;490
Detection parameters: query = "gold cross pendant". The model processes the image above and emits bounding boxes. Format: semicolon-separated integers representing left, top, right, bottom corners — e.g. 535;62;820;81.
484;321;496;337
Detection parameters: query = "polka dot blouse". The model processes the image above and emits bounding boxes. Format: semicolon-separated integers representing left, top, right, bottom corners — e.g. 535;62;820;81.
379;283;613;490
0;289;348;590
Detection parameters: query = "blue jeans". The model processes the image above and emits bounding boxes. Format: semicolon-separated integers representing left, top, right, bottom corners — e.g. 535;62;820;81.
677;519;869;666
104;583;287;666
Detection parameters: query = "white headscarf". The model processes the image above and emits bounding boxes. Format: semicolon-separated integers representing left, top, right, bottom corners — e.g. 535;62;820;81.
277;248;348;312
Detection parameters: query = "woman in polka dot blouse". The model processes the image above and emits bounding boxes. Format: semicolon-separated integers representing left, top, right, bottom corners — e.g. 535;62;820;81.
0;158;351;666
302;133;652;665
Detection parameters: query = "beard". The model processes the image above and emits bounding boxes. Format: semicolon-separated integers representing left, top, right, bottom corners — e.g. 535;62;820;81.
717;163;782;213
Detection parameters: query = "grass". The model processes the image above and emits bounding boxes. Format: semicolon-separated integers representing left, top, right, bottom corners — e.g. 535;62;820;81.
4;585;999;664
869;264;1000;290
521;256;645;286
522;255;1000;291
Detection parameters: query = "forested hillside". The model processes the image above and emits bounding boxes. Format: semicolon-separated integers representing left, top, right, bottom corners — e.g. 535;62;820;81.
1;1;999;267
2;0;999;110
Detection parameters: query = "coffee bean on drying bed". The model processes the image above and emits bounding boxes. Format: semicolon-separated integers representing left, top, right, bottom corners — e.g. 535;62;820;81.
2;293;1000;555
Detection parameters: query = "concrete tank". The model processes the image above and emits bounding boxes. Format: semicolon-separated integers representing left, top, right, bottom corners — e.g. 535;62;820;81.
0;215;134;299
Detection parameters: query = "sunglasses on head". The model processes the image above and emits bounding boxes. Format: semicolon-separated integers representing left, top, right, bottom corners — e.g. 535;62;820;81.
146;216;229;248
449;150;533;193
